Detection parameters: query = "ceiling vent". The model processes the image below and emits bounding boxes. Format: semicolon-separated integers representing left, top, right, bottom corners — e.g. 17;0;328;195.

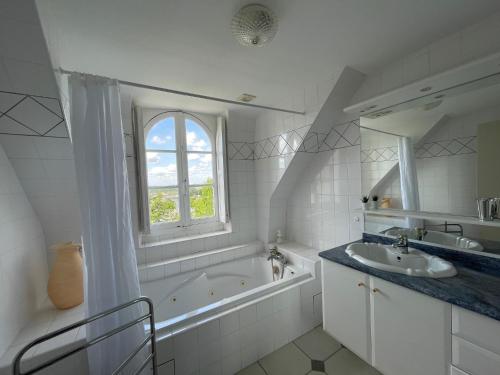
231;4;278;47
237;93;257;102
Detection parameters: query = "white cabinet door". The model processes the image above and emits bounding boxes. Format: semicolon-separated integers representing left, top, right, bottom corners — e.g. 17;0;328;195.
370;277;451;375
321;260;371;362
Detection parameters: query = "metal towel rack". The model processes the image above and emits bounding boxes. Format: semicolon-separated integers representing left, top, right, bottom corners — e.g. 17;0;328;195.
13;297;158;375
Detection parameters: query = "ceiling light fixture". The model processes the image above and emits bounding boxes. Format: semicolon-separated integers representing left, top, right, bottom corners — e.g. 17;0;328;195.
231;4;278;47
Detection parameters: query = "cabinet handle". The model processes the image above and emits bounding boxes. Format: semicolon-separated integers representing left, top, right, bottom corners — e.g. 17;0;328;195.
357;282;365;287
372;288;380;293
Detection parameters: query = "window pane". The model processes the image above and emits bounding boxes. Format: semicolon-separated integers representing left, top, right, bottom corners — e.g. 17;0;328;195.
146;117;176;150
185;118;212;151
187;153;213;185
189;185;215;219
147;152;177;187
149;188;180;223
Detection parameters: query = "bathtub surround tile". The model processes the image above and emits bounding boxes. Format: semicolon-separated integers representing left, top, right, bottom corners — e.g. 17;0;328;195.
221;330;241;357
294;326;342;361
198;318;221;345
220;311;240;337
222;350;242;375
198;338;222;367
256;298;274;319
260;343;311;375
239;305;257;328
138;241;263;282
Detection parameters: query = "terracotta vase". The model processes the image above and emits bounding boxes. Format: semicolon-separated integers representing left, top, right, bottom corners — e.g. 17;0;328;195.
47;242;84;310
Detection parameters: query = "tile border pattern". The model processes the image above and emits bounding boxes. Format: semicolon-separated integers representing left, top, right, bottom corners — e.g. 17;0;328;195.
415;136;477;159
361;136;477;164
228;120;361;160
0;90;69;139
361;146;398;163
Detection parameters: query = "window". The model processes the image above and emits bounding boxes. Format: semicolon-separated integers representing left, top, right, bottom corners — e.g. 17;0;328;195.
143;112;218;228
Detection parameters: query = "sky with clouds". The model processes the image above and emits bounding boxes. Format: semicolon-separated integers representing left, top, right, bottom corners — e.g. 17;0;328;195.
146;117;213;187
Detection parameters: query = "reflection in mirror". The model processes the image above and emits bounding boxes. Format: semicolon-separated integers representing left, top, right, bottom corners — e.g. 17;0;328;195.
360;73;500;255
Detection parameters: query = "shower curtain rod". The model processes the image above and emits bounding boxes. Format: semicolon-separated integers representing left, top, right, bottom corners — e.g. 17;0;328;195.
57;68;305;115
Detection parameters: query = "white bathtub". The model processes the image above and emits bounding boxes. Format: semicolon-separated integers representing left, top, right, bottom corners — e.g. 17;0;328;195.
141;253;311;336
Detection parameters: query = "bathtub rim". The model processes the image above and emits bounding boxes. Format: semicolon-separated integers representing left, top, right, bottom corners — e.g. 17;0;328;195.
143;253;314;339
152;274;314;341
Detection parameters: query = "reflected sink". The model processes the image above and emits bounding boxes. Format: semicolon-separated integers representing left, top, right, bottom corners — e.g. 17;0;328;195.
384;228;483;251
345;243;457;278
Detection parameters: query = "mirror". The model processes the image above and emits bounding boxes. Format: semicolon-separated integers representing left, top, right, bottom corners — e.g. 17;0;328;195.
360;73;500;255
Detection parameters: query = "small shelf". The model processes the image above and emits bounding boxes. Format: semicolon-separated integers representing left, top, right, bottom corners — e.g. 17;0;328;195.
361;208;500;228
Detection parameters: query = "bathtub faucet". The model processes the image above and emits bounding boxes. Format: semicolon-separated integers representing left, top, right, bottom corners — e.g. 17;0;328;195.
268;246;287;280
267;246;287;265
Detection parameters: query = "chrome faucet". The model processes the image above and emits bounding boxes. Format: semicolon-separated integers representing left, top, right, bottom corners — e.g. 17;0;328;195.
392;234;409;254
267;246;287;265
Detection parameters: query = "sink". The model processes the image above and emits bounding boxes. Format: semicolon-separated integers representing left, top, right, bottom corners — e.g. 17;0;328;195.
384;228;483;251
345;243;457;278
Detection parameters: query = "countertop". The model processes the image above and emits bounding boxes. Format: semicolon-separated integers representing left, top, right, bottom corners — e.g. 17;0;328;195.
319;234;500;322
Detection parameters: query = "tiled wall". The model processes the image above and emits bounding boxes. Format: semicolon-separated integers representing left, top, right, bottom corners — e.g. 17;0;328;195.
350;12;500;104
0;0;81;266
156;279;322;375
286;123;363;250
0;142;48;357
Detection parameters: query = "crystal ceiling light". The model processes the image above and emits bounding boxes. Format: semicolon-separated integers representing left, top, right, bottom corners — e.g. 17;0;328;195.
231;4;278;47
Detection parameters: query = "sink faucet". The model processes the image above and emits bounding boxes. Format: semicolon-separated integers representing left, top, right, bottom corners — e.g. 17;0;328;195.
392;234;409;254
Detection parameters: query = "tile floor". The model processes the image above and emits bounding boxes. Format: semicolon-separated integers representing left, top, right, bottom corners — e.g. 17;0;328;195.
236;326;381;375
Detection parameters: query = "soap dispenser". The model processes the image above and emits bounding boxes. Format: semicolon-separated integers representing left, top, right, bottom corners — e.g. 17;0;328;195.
276;230;283;244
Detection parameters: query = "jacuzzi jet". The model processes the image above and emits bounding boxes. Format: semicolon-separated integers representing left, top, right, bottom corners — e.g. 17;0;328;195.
240;280;246;286
209;290;215;296
171;297;177;303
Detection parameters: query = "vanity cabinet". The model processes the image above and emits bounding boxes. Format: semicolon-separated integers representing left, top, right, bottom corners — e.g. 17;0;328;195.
321;260;371;362
322;260;451;375
451;306;500;375
370;277;450;375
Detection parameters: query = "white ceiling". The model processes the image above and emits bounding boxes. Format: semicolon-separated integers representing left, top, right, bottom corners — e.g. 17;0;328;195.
36;0;500;115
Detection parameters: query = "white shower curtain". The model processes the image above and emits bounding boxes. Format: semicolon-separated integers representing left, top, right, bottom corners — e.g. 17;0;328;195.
398;136;422;228
69;74;146;374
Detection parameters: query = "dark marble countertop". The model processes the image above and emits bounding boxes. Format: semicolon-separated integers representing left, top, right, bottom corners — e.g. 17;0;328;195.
319;234;500;322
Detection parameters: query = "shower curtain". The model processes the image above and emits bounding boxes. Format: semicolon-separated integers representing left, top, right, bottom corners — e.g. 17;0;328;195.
69;74;146;374
398;136;422;228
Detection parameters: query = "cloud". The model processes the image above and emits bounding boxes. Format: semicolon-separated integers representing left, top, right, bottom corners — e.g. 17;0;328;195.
188;154;200;161
147;152;160;163
148;163;178;186
186;131;209;151
150;135;172;145
149;164;177;175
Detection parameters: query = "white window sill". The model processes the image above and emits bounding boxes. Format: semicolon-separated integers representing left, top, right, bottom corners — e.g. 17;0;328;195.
139;227;231;249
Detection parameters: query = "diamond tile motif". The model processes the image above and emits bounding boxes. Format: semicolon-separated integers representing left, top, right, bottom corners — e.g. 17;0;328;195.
228;120;361;160
259;343;311;375
361;146;398;163
7;97;62;134
294;326;342;361
0;90;68;139
415;136;477;159
240;325;380;375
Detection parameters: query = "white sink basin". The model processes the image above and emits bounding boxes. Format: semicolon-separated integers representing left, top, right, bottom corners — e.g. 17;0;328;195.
345;243;457;278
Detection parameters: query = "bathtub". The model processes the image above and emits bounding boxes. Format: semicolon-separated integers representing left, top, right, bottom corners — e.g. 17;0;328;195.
141;253;311;337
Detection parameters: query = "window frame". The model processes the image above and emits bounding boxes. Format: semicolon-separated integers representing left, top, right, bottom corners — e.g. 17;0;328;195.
143;111;219;231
